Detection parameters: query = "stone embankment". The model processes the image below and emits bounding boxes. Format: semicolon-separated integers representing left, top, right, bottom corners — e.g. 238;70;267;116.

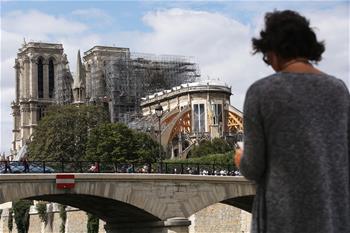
0;203;251;233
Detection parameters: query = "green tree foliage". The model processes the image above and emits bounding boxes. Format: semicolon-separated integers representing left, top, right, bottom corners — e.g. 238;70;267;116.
12;200;33;233
35;201;48;224
28;105;109;161
87;213;99;233
86;123;160;163
86;123;136;163
133;131;159;163
189;138;232;158
165;151;234;165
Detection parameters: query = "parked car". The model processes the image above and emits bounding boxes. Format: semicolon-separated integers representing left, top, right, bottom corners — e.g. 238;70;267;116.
0;161;55;173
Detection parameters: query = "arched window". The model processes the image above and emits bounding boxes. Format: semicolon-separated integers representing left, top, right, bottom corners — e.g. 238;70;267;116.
48;59;55;98
37;57;43;98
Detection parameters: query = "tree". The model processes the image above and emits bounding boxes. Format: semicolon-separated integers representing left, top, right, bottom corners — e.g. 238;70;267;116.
133;131;159;163
86;123;160;163
12;200;33;233
86;123;136;163
28;104;109;161
189;138;232;158
210;138;232;153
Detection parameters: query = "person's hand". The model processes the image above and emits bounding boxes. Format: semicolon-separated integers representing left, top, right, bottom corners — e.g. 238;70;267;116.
234;148;243;168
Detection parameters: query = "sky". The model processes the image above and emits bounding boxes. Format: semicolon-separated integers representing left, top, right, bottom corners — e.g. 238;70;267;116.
1;0;349;153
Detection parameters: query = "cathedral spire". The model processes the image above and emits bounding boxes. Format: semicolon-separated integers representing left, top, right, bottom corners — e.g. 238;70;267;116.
73;50;85;89
73;50;86;103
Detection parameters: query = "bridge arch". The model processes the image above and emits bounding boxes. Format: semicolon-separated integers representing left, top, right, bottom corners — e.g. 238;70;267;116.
27;194;160;224
0;174;255;232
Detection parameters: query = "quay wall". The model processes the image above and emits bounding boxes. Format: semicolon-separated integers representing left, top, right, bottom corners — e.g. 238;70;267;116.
0;204;251;233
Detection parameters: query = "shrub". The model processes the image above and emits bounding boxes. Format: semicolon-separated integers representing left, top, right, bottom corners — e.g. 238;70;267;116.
12;200;33;233
35;201;48;224
87;213;99;233
165;151;234;165
189;138;232;158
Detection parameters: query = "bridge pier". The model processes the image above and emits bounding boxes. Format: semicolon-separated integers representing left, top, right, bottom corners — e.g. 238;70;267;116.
104;217;191;233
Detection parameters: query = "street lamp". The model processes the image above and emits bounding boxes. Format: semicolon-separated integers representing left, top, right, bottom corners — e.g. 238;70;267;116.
155;104;163;164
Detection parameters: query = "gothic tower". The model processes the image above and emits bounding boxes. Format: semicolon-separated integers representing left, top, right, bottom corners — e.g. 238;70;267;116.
11;42;70;153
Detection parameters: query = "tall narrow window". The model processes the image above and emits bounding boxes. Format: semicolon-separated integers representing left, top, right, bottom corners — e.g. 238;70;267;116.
37;105;46;121
49;59;54;98
212;104;223;125
193;103;205;132
37;58;43;98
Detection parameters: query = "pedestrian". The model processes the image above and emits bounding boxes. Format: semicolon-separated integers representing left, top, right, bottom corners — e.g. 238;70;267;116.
0;153;5;173
127;164;133;173
235;10;349;233
21;157;29;173
2;153;12;173
89;162;99;173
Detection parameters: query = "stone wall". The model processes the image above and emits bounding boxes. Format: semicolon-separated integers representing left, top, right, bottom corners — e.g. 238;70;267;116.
189;203;251;233
0;204;251;233
0;204;106;233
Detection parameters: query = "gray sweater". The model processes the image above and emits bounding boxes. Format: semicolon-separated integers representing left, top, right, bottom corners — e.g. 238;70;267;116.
240;72;350;233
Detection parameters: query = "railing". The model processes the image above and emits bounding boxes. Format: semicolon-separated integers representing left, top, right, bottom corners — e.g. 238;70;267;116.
0;161;241;176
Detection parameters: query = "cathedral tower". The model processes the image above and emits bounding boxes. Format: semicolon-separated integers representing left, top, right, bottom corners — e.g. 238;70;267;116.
11;42;69;152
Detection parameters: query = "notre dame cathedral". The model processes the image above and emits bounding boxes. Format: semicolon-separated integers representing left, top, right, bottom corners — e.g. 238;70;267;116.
11;42;199;155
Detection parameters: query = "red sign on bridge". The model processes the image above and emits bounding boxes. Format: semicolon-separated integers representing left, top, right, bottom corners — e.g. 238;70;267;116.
56;174;75;189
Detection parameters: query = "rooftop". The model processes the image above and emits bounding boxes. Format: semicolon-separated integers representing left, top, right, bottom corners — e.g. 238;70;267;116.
83;45;130;58
141;80;232;106
18;42;63;53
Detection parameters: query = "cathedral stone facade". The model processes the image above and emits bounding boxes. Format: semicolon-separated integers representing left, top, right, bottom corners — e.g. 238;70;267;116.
11;42;72;153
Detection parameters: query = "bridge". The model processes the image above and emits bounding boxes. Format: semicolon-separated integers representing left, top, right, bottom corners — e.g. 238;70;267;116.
0;174;255;233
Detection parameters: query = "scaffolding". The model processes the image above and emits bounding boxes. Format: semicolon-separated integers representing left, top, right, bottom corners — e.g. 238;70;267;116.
99;52;199;123
55;56;73;104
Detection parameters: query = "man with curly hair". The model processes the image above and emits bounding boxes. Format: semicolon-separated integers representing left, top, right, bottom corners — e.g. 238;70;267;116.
235;10;349;233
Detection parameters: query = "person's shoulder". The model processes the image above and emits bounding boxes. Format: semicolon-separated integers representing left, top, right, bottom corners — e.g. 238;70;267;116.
327;76;349;93
246;74;278;93
250;73;347;89
310;73;349;94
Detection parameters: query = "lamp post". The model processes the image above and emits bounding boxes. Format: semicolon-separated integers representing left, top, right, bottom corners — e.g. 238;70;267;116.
155;104;164;165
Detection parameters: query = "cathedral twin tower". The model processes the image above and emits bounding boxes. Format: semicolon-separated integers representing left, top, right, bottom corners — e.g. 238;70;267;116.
11;42;83;153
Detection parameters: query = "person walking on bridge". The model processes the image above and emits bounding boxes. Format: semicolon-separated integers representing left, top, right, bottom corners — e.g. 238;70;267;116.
235;10;349;233
1;153;12;173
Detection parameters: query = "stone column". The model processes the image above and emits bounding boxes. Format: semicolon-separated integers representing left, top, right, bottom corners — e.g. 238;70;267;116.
104;217;190;233
178;133;183;157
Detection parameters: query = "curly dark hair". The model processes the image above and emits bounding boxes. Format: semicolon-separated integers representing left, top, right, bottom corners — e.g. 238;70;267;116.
252;10;325;62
